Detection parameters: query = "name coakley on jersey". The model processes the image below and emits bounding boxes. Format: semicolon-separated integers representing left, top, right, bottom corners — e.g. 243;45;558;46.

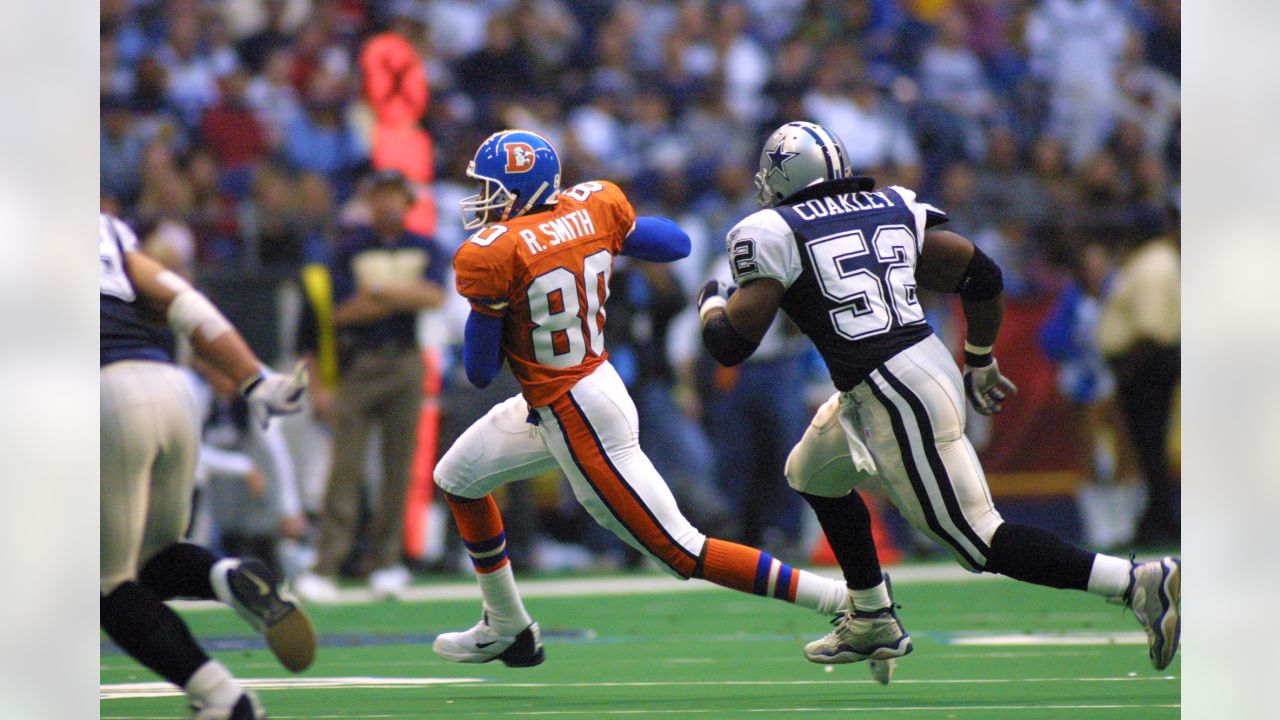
792;191;896;222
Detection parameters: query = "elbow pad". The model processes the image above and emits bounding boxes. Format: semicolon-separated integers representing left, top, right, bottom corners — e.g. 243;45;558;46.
702;312;759;367
167;288;233;343
955;246;1003;302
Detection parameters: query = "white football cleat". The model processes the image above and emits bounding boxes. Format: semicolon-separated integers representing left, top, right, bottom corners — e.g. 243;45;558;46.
369;564;412;601
806;573;912;667
433;613;545;667
190;691;265;720
211;558;317;672
1124;556;1182;670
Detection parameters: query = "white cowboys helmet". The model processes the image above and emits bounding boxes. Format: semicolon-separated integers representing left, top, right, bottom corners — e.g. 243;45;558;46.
754;121;853;207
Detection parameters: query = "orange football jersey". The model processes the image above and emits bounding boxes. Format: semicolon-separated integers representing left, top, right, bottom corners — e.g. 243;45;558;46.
454;180;636;407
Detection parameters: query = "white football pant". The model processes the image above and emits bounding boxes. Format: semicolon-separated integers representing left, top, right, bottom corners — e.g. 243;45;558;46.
785;334;1004;571
100;360;200;594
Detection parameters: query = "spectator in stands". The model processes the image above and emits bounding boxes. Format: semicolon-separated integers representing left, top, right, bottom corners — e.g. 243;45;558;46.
246;49;305;153
976;126;1051;227
237;0;296;74
1025;0;1131;167
456;13;536;114
101;95;147;206
240;165;305;271
284;94;367;197
296;171;447;602
1145;0;1180;79
1113;34;1181;158
201;69;268;198
918;7;995;161
156;12;221;126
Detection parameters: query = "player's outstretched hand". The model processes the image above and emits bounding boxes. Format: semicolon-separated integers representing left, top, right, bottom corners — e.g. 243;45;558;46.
697;279;736;322
243;361;310;429
963;357;1017;415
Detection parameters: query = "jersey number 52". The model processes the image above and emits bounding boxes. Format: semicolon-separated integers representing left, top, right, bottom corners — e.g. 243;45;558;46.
806;225;925;340
527;250;612;368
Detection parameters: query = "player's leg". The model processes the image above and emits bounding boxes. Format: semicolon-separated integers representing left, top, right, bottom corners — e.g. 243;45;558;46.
100;363;262;717
432;394;561;666
164;365;320;675
786;394;887;597
540;362;847;614
865;337;1180;669
784;393;912;671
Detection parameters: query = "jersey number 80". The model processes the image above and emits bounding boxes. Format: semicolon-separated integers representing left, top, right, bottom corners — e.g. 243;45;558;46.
526;250;612;368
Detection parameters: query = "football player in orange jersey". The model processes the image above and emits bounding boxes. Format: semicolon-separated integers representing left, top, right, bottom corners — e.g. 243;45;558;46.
431;130;853;668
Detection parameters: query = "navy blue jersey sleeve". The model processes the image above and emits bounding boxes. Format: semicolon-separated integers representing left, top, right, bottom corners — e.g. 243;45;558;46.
621;217;691;262
462;309;504;387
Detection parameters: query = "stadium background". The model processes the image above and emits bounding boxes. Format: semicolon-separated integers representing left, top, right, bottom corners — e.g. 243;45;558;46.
99;0;1179;588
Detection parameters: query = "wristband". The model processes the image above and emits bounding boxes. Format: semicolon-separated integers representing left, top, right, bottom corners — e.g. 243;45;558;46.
698;295;727;324
963;341;993;355
238;368;267;397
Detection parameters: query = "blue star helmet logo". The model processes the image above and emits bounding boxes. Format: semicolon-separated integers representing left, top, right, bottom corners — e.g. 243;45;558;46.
765;141;800;181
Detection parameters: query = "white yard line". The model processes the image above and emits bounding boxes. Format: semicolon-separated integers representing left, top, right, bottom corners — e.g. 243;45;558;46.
101;674;1176;701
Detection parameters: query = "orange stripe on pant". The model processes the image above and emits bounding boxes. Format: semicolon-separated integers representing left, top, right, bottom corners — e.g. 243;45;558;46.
550;393;700;578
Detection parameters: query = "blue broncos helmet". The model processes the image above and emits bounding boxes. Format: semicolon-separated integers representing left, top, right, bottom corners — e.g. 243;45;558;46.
460;130;562;230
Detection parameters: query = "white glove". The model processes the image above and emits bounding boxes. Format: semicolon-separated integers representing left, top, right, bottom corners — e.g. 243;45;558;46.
697;279;736;323
241;361;309;429
963;357;1017;415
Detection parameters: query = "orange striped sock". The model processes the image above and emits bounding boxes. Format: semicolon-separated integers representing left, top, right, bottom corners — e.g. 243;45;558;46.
446;494;531;634
698;538;846;614
447;494;510;574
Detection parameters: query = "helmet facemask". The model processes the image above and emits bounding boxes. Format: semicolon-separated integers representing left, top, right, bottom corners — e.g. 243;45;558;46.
460;163;517;230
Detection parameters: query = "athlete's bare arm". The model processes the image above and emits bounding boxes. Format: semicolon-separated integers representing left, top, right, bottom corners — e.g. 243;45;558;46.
917;228;1003;349
719;277;785;344
124;249;263;387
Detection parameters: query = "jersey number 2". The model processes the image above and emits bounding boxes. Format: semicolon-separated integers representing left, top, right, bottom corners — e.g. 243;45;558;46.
806;225;925;341
526;249;612;368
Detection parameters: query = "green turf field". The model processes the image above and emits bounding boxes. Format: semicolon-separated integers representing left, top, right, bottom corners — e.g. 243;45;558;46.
101;564;1180;719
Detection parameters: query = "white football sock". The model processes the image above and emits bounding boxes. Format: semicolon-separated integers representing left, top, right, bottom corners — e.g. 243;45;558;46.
796;571;848;615
477;563;533;635
850;580;892;612
185;659;242;707
1086;554;1133;598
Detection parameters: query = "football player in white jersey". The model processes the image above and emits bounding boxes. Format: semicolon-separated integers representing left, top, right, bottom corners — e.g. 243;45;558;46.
697;122;1181;680
100;213;315;719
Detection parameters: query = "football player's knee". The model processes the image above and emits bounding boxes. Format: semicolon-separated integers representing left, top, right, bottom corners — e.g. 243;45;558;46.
784;455;849;498
433;451;473;497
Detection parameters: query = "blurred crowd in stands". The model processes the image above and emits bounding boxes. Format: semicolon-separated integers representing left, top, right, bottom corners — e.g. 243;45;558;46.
101;0;1181;596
